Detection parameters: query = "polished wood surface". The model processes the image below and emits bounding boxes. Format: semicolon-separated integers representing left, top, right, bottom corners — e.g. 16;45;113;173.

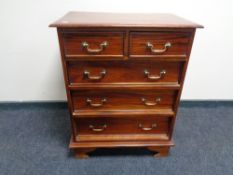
50;12;202;158
67;61;183;84
50;12;203;28
75;116;170;137
62;32;124;58
71;89;177;111
130;32;191;57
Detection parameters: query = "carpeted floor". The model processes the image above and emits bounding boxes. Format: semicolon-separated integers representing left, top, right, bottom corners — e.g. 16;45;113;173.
0;101;233;175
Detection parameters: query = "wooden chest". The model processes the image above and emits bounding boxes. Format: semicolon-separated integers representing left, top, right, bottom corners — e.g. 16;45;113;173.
50;12;203;158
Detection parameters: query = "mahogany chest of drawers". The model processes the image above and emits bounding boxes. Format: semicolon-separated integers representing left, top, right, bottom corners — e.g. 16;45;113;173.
50;12;203;158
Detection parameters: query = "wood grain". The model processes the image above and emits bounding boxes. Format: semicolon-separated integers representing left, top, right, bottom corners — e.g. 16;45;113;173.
62;32;124;58
71;89;177;111
75;116;171;141
51;12;203;158
50;12;203;28
67;60;183;84
130;32;191;57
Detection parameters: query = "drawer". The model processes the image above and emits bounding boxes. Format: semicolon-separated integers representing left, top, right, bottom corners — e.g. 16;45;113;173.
71;89;177;111
129;32;191;57
62;32;124;58
67;61;183;84
75;116;171;141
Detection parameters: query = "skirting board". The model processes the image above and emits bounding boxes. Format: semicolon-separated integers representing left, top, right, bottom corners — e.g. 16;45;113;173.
0;101;233;108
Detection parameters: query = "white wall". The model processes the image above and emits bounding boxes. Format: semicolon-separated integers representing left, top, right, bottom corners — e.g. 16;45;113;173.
0;0;233;101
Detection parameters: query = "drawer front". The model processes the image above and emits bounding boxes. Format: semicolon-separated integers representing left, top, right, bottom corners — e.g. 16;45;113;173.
130;32;191;57
75;116;171;141
68;61;182;84
71;89;177;111
62;32;124;58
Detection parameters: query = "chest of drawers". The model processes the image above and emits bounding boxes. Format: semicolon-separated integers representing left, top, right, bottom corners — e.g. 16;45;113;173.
50;12;203;158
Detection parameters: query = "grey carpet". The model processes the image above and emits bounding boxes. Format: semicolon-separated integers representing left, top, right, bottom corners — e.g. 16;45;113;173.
0;102;233;175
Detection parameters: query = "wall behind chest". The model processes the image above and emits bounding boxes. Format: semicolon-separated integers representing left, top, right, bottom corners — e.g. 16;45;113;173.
0;0;232;101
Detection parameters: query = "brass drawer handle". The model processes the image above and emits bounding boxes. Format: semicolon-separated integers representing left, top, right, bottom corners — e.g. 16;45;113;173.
146;42;171;54
82;41;108;53
89;124;107;132
86;98;107;107
139;123;157;131
83;69;106;80
141;97;161;106
144;69;166;80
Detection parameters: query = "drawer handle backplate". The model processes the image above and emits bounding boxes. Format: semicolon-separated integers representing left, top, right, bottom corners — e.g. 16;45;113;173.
144;69;166;80
83;69;106;80
89;124;107;132
82;41;108;53
86;98;107;107
139;123;157;131
146;42;171;54
141;97;161;106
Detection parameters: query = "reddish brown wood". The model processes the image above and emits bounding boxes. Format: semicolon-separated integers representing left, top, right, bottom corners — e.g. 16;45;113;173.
50;12;202;158
49;12;203;28
70;135;174;147
67;60;183;84
148;146;170;157
168;29;196;139
57;30;77;140
75;116;170;141
62;32;125;58
71;89;177;111
74;147;169;158
74;148;96;159
68;83;181;91
130;32;191;57
72;109;175;117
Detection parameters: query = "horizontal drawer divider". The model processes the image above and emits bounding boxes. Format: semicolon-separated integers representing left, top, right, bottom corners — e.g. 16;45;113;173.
68;83;180;90
64;56;187;61
65;55;125;58
72;109;175;117
130;55;187;59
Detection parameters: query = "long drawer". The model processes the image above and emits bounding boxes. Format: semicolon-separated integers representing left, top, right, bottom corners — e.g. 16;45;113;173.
67;61;183;85
71;89;177;111
75;116;171;141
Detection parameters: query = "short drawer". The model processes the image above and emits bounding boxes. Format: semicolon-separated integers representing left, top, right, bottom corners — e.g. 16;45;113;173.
62;32;124;58
129;32;191;57
71;89;177;111
67;61;183;84
75;116;171;141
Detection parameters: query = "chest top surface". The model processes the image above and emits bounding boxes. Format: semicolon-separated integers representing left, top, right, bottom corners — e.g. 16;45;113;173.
49;11;203;28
